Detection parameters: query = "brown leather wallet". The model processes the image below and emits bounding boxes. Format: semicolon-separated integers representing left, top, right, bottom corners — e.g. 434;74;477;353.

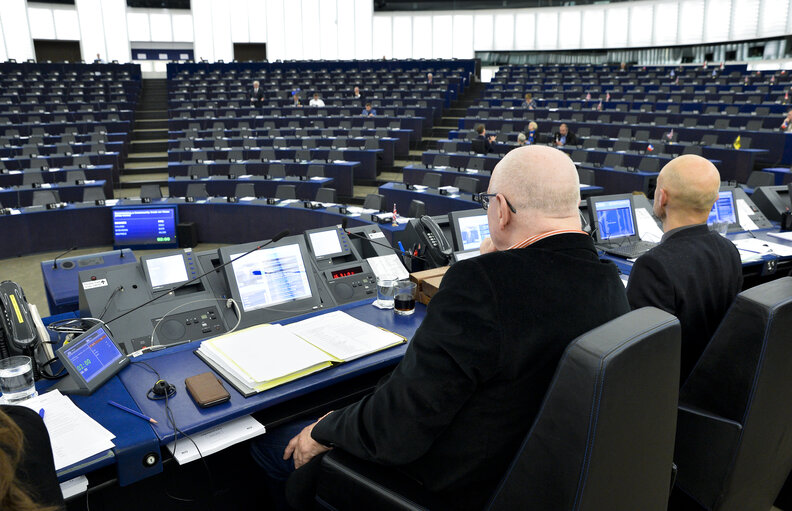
185;372;231;408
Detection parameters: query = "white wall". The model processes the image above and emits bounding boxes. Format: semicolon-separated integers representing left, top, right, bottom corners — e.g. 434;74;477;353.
2;0;791;63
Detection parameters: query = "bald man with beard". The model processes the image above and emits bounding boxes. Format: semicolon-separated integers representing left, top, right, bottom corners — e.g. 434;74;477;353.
253;146;630;511
626;154;742;383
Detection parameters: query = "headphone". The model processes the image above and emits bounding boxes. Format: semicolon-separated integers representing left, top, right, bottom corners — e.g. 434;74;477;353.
147;379;176;400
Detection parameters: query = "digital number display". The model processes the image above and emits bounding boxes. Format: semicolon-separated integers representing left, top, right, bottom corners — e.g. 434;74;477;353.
331;266;363;279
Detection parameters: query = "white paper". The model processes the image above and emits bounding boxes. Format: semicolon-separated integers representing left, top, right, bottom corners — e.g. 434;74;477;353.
732;238;792;258
285;311;405;361
105;199;118;206
366;254;409;281
202;324;333;383
165;415;265;465
736;199;759;231
367;231;386;240
19;390;115;471
767;231;792;242
60;475;89;499
635;208;664;243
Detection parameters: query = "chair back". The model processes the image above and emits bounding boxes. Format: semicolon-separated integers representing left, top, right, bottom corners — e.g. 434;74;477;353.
488;307;680;511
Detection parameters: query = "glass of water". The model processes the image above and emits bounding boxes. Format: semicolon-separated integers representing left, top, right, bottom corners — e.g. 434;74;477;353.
0;356;37;403
375;278;398;309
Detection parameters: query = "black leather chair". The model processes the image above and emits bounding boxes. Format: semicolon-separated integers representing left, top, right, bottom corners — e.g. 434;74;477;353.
234;183;256;198
307;165;325;178
82;187;106;203
32;190;60;207
189;164;209;179
670;277;792;511
315;187;336;203
454;176;479;194
422;173;443;188
407;200;426;218
185;183;208;199
22;172;43;186
315;307;681;511
363;193;385;212
275;184;297;200
140;184;163;200
269;164;287;178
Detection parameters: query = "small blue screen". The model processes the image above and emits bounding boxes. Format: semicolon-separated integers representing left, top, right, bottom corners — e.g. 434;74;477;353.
596;199;636;240
707;191;737;225
113;207;177;247
62;327;123;383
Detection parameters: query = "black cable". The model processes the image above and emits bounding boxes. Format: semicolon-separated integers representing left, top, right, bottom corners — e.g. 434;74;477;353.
104;229;289;327
98;285;123;320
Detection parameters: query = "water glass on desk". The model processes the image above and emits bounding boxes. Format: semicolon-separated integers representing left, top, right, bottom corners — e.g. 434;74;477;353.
0;355;37;403
375;277;398;309
394;281;417;316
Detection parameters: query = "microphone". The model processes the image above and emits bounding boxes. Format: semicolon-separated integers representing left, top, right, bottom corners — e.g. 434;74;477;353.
105;230;290;326
52;246;77;269
344;229;431;264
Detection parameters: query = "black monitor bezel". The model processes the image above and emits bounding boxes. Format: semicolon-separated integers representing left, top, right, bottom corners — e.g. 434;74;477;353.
111;205;180;250
448;208;488;252
55;323;129;395
587;194;640;244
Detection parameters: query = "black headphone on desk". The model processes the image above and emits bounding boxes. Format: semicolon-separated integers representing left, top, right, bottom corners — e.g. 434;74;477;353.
147;379;176;400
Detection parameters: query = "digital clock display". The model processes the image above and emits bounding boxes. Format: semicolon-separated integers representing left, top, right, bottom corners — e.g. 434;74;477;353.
331;266;363;279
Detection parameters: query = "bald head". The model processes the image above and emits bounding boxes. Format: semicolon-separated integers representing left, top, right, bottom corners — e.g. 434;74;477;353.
490;145;580;218
658;154;720;213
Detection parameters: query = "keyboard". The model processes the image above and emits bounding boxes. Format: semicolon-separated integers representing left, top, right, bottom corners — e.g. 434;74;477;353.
599;240;657;259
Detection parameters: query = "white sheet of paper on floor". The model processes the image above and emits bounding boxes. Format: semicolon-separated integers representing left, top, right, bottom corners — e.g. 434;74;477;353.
165;415;265;465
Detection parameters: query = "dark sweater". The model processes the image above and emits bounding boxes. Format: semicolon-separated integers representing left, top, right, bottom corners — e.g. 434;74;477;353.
1;405;65;509
626;224;743;383
312;233;630;510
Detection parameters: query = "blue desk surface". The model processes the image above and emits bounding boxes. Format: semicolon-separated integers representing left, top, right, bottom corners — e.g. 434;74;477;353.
117;299;426;443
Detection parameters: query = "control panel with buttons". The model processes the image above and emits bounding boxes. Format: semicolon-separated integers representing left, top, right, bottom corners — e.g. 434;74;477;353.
126;306;227;352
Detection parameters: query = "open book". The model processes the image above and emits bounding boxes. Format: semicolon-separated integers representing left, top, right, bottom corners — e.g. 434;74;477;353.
195;311;406;396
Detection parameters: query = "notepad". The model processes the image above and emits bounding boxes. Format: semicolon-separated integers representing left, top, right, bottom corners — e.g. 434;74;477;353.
195;312;406;396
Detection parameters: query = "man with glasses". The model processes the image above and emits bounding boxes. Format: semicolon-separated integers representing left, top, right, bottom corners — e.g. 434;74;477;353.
252;145;630;511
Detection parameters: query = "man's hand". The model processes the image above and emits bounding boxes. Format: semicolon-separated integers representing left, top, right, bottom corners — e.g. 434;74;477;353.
479;237;496;254
283;419;332;469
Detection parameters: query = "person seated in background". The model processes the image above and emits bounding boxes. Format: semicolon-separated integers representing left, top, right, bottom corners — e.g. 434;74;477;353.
626;154;742;384
553;123;577;147
516;132;527;146
352;86;364;104
292;93;302;107
309;93;325;107
427;73;434;84
523;93;537;110
250;80;264;104
251;145;630;511
361;103;376;117
780;109;792;132
475;123;496;154
0;405;64;510
525;121;539;145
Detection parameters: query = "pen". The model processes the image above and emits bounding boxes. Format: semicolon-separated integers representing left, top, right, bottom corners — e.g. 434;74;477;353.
38;408;45;419
397;241;406;254
108;400;158;424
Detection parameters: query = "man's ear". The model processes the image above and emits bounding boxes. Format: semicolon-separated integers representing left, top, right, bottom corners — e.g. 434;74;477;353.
496;194;512;230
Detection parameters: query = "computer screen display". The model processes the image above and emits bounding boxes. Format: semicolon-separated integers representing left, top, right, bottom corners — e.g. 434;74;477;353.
457;214;490;251
309;230;344;258
229;244;313;312
595;198;636;240
144;254;189;289
708;191;737;225
112;206;178;249
60;326;125;383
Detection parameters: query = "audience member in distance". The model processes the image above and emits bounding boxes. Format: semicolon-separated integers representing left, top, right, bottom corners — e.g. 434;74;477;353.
292;93;302;107
361;103;376;117
250;81;264;104
626;154;742;384
352;86;364;105
427;73;434;84
516;132;527;146
553;123;577;147
523;93;537;110
525;121;540;145
780;109;792;132
250;146;631;511
308;93;325;107
475;124;496;154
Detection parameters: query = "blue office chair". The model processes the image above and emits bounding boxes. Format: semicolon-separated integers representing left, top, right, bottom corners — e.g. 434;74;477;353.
312;307;681;511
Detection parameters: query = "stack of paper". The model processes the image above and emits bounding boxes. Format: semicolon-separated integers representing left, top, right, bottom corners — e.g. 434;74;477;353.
166;415;265;465
19;390;115;471
196;312;406;395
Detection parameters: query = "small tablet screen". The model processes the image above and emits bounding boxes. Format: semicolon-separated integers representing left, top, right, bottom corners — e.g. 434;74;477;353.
57;324;128;391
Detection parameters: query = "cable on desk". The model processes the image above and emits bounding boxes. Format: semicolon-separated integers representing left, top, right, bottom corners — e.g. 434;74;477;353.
147;297;241;352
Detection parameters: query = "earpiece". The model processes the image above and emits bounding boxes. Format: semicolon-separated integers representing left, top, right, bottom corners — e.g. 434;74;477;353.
147;379;176;400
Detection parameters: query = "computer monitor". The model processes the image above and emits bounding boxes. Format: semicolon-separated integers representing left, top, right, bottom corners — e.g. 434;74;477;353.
588;196;638;243
112;205;179;250
448;208;490;251
141;253;192;292
707;190;739;226
218;236;322;326
305;227;352;260
751;185;791;221
55;323;129;395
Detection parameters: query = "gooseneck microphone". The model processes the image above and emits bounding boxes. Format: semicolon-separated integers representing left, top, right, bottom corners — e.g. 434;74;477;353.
52;246;77;269
105;230;290;326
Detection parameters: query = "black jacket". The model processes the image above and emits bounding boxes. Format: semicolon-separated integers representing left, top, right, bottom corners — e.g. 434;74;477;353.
626;224;742;383
250;87;264;102
312;233;630;510
553;131;578;146
1;405;65;509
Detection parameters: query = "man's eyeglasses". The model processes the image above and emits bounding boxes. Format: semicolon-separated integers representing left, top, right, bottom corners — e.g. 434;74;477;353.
477;193;517;213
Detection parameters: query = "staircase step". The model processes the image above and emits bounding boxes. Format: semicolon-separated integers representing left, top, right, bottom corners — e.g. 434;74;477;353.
124;163;169;174
130;139;169;152
132;128;168;141
134;119;168;130
136;110;168;120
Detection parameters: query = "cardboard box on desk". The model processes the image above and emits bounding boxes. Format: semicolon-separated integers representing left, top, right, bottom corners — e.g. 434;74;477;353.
410;266;450;305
